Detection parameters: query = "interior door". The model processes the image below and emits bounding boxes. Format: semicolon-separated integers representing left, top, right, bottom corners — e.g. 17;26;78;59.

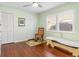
1;12;14;44
0;13;2;46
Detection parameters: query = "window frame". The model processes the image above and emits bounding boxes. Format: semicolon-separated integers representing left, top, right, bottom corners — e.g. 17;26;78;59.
46;10;75;33
46;14;58;32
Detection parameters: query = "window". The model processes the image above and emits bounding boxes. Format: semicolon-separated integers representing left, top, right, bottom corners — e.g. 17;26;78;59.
47;15;57;31
47;10;74;33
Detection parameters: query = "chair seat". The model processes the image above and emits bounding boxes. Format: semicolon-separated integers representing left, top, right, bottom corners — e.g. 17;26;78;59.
36;34;42;37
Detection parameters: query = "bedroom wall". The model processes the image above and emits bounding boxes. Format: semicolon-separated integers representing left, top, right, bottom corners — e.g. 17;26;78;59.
0;5;37;43
0;2;79;44
37;2;79;40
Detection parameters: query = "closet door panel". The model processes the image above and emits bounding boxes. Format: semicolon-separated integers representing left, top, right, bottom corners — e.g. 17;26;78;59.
0;13;1;56
1;13;14;44
1;13;8;44
7;14;14;43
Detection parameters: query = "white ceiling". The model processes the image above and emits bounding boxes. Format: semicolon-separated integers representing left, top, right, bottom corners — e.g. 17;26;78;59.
1;2;66;13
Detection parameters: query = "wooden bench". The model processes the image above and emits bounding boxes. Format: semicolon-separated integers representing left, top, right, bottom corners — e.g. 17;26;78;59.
46;39;79;57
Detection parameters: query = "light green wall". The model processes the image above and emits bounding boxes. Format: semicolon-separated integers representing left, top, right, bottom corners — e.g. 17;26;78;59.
37;2;79;40
0;3;79;40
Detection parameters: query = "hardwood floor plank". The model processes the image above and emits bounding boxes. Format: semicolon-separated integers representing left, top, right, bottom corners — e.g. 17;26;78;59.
1;42;73;57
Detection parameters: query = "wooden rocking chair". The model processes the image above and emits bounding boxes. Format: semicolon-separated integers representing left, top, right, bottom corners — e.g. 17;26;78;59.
35;27;44;42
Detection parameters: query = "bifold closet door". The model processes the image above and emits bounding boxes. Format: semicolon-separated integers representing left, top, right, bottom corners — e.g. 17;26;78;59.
0;13;2;46
1;12;14;44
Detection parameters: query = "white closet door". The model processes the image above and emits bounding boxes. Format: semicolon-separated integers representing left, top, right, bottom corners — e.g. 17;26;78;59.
1;13;8;44
7;13;14;43
1;12;14;44
0;13;2;45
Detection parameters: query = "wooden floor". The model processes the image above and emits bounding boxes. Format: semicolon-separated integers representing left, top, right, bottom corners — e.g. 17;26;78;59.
1;42;73;57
